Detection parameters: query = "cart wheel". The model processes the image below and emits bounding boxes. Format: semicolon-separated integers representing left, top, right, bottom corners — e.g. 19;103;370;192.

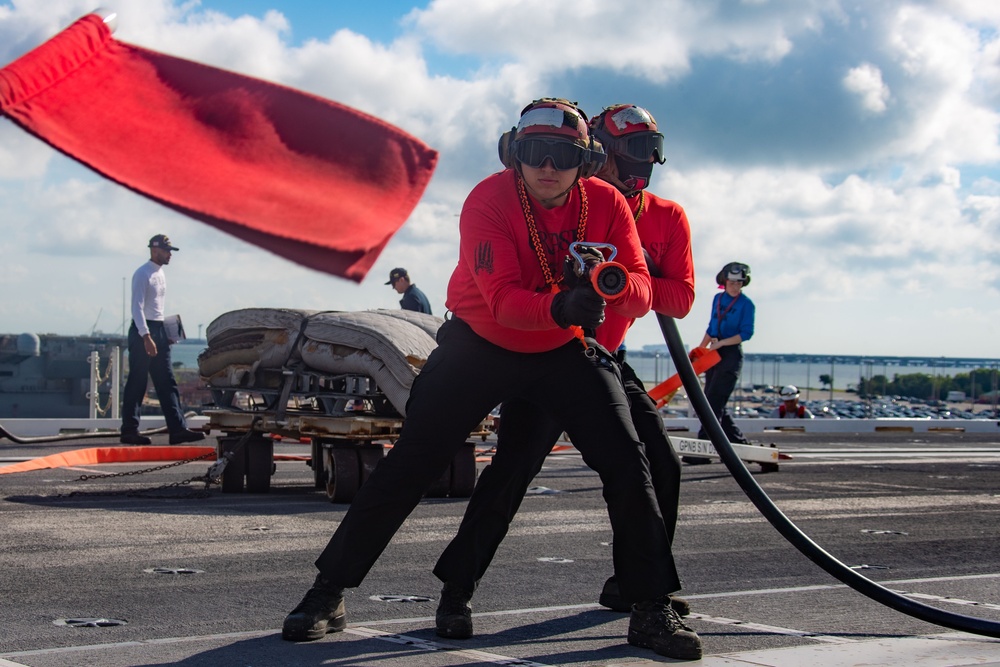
358;445;384;485
246;434;274;493
324;447;360;503
450;442;477;498
311;438;326;489
218;435;246;493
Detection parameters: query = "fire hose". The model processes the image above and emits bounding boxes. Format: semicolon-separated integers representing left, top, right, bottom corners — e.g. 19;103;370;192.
0;412;201;445
656;312;1000;638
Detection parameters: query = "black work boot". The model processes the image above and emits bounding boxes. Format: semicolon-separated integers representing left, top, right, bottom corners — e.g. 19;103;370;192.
119;432;152;445
282;575;346;641
599;577;691;616
599;576;631;612
669;594;691;617
435;582;473;639
628;596;702;660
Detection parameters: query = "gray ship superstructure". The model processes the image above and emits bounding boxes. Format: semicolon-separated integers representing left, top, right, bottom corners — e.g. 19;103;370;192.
0;333;124;418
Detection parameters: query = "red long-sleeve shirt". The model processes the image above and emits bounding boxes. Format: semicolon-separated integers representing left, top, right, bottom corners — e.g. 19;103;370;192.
446;169;651;353
597;191;695;351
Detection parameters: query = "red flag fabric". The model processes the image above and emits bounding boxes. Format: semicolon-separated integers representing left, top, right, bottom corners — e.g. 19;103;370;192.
0;14;438;281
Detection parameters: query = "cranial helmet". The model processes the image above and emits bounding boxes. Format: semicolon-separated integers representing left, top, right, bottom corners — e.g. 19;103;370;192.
588;104;665;195
780;385;800;401
590;104;665;165
498;98;606;178
715;262;751;287
516;98;590;145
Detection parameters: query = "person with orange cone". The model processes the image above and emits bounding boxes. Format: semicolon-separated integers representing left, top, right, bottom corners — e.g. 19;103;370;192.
691;262;756;450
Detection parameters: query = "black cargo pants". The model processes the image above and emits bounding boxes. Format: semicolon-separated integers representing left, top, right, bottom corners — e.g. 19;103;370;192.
314;317;676;604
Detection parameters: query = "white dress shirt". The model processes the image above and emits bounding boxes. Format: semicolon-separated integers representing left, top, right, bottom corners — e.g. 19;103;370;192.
131;260;166;337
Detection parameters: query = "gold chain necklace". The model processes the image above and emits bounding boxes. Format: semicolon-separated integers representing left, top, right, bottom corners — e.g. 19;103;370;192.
516;175;588;288
633;190;646;222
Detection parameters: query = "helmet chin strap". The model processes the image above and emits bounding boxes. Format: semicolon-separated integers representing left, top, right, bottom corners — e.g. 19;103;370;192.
606;173;640;198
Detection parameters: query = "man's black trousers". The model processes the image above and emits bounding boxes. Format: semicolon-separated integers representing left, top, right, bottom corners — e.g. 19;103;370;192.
314;318;677;603
432;359;683;599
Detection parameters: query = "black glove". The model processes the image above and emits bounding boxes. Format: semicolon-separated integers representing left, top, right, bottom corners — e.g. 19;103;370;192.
562;246;605;288
551;285;606;329
562;255;580;289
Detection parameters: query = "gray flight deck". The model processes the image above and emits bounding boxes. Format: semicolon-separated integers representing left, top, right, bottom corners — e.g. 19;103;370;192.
1;428;999;666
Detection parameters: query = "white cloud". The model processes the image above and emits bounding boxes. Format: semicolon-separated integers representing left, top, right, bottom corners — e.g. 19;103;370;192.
653;163;999;354
2;0;1000;358
936;0;1000;25
409;0;843;83
881;5;1000;169
843;63;890;113
0;122;51;179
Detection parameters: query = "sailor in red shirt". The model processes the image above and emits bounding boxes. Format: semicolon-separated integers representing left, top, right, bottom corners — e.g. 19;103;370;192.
283;99;700;660
431;103;702;660
587;103;695;610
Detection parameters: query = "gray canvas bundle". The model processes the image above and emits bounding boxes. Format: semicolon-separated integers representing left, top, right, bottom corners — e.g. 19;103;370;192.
198;308;444;417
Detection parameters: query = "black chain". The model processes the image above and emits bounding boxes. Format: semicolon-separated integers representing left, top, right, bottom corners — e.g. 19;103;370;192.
77;453;214;481
63;450;218;499
56;421;260;500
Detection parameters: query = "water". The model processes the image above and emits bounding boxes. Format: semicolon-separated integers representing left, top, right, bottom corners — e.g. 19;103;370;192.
627;353;1000;394
170;341;206;370
172;338;999;398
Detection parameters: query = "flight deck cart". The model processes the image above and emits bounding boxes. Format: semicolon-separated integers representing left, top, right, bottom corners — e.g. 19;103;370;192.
204;397;489;502
197;308;471;500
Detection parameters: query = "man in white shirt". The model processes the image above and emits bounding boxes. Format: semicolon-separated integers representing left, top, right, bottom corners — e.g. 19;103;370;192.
119;234;205;445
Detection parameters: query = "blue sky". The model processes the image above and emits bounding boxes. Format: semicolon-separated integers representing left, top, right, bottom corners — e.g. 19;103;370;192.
2;1;1000;357
198;1;417;44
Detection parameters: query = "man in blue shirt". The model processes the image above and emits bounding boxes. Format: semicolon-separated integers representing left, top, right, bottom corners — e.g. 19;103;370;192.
385;267;432;314
692;262;755;448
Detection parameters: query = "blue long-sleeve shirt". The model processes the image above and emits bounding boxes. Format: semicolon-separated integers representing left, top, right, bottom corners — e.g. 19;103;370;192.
706;292;754;341
401;284;432;314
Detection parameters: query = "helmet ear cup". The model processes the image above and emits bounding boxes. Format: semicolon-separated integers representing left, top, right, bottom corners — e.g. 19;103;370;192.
732;262;751;286
498;128;516;168
579;138;605;178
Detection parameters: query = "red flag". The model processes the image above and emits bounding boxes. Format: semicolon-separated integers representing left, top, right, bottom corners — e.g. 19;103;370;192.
0;14;438;281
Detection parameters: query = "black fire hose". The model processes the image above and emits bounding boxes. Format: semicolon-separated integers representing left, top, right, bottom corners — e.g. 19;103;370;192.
0;411;202;445
656;312;1000;639
0;422;168;444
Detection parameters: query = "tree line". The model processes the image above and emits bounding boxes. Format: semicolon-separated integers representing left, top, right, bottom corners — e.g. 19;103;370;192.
852;367;1000;400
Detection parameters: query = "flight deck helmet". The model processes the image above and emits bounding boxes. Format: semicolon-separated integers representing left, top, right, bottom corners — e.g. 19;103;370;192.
498;98;605;177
